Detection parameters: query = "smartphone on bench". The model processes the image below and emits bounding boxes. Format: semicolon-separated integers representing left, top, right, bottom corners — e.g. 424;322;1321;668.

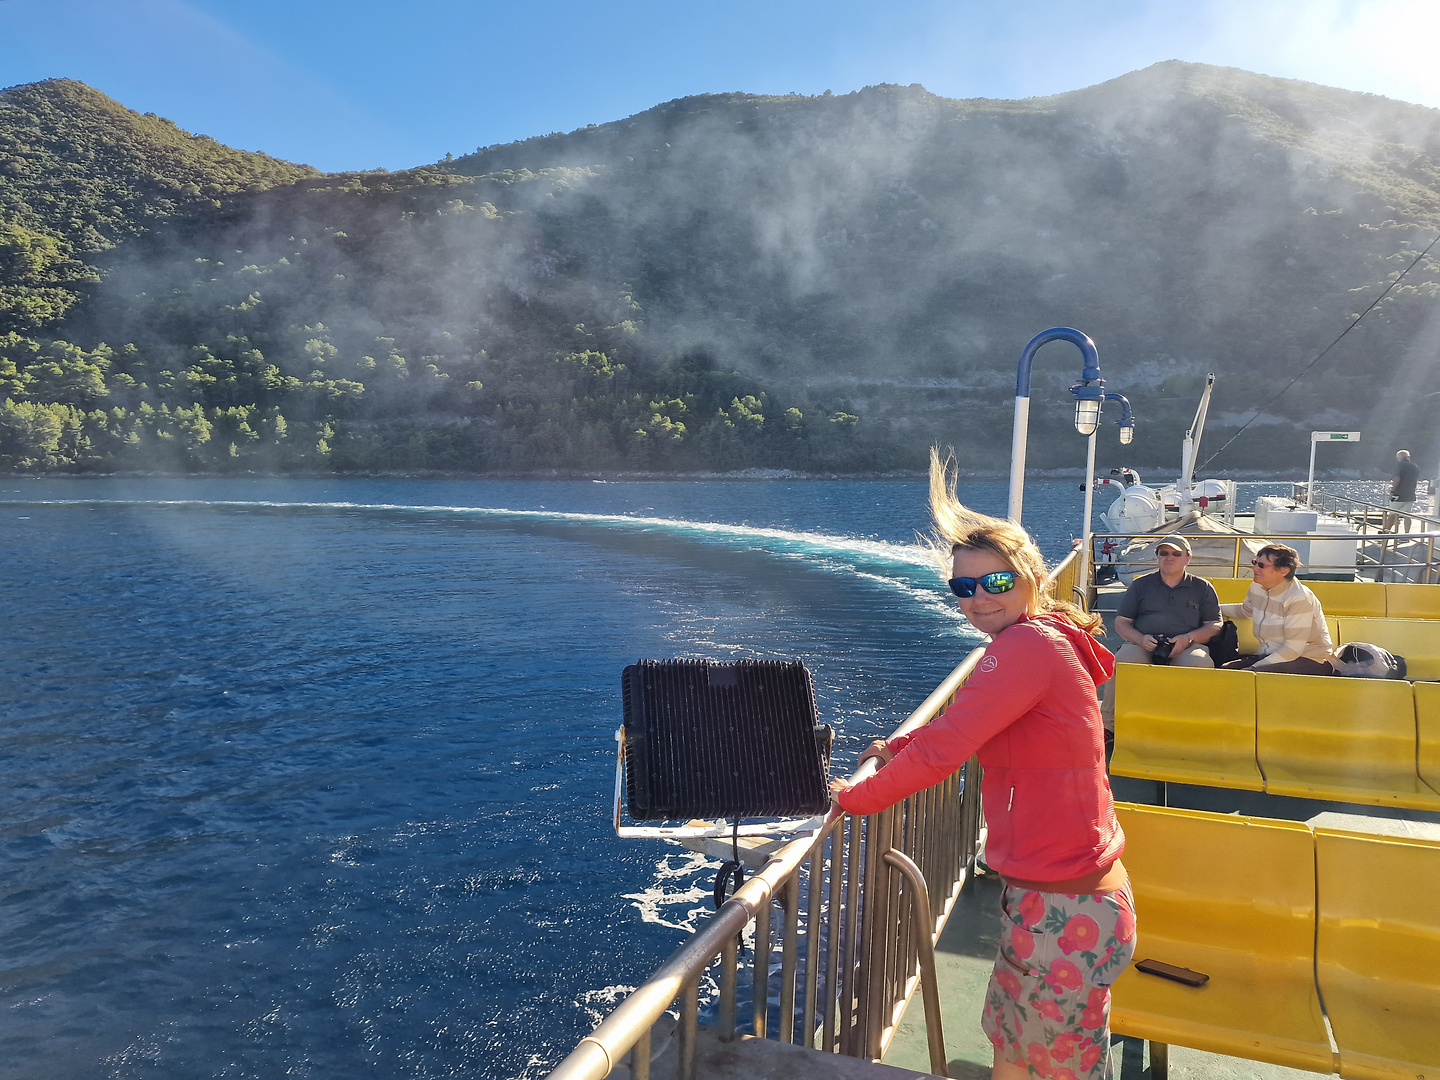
1135;958;1209;987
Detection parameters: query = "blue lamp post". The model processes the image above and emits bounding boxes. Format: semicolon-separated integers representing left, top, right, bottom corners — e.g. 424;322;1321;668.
1007;327;1106;522
1105;392;1135;445
1008;329;1135;594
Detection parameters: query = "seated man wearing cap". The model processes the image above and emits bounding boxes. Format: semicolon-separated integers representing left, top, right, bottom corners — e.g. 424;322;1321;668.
1101;534;1222;729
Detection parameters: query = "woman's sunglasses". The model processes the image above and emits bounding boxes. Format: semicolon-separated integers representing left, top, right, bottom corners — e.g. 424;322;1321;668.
948;571;1018;599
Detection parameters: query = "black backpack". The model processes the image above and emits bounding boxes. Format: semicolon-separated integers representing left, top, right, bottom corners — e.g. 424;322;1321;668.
1207;620;1241;666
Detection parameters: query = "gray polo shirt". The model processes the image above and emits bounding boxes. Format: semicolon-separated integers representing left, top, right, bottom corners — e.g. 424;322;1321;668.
1117;571;1221;638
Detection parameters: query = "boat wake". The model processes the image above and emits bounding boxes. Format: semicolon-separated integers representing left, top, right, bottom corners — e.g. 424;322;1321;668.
14;497;965;618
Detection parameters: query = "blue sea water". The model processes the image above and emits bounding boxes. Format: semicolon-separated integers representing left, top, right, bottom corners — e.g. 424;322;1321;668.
0;477;1087;1080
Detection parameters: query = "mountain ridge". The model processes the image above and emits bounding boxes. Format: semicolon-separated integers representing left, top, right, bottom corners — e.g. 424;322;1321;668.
1;66;1438;476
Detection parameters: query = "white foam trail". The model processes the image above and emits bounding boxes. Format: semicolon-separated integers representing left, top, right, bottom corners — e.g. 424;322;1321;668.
11;496;937;568
621;850;717;933
10;497;982;632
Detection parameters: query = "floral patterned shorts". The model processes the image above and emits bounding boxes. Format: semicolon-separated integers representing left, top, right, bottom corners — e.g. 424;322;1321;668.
980;881;1137;1079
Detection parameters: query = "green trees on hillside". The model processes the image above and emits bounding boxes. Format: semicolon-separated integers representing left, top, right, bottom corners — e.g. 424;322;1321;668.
0;323;895;472
4;70;1440;475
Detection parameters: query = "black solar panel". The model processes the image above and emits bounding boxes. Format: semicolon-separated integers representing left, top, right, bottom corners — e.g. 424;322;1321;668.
621;659;832;821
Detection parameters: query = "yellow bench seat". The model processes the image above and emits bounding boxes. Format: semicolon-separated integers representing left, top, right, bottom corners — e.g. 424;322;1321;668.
1110;804;1334;1072
1255;673;1440;811
1315;828;1440;1080
1111;666;1263;790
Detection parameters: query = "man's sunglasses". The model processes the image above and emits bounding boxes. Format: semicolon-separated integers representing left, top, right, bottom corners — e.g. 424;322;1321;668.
948;571;1018;599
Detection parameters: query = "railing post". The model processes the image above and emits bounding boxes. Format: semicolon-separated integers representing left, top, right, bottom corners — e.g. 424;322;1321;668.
862;806;896;1059
839;813;863;1056
823;822;845;1053
632;1026;651;1080
753;894;771;1039
719;936;737;1041
884;849;949;1078
679;975;699;1080
779;880;800;1042
802;842;824;1046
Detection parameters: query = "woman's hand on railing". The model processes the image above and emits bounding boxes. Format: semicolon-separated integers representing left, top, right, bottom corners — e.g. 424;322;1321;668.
858;739;896;768
828;740;895;815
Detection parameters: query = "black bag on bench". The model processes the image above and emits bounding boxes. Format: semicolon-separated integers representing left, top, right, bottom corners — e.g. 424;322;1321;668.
1207;620;1241;667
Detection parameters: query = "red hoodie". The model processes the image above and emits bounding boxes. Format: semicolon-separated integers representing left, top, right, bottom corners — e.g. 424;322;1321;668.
838;613;1123;884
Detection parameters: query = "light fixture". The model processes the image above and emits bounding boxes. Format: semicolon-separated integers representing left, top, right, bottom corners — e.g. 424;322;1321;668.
1071;383;1104;436
1103;392;1135;446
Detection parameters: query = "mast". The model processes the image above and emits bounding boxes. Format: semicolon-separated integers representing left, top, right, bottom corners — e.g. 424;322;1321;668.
1179;373;1216;514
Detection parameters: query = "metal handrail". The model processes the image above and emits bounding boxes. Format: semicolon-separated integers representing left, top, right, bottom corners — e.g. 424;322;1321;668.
1090;529;1440;583
1307;488;1440;532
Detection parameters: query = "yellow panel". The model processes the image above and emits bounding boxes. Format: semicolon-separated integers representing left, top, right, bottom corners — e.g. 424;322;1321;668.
1214;578;1388;617
1315;828;1440;1080
1306;579;1387;619
1416;682;1440;796
1256;674;1438;809
1208;577;1253;604
1111;667;1263;790
1111;804;1332;1072
1333;617;1440;681
1385;583;1440;621
1236;617;1261;657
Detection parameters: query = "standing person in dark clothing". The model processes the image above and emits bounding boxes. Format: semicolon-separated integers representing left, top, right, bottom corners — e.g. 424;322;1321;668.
1385;450;1420;533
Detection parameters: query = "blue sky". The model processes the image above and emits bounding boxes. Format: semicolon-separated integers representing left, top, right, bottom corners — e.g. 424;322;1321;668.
3;0;1439;172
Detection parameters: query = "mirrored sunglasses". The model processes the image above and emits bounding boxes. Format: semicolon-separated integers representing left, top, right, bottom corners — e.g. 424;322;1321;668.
948;571;1018;599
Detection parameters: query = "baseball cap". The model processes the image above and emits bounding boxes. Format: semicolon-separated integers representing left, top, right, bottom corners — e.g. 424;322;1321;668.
1155;534;1191;555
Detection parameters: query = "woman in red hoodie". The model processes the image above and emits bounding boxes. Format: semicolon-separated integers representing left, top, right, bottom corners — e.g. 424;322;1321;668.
834;452;1135;1080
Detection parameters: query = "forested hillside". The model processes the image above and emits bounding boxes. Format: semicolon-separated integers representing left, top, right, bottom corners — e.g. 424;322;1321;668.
3;64;1439;475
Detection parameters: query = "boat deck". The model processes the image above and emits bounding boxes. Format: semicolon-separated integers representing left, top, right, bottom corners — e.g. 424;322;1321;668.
879;872;1323;1080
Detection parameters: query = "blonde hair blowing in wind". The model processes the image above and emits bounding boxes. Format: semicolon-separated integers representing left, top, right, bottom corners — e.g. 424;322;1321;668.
927;448;1103;636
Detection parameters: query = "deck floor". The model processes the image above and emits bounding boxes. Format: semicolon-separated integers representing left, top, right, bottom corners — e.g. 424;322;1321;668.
879;873;1326;1080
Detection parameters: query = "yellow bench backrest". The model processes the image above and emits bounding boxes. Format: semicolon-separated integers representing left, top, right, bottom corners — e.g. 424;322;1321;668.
1415;682;1440;797
1116;804;1316;957
1332;617;1440;681
1111;804;1331;1071
1207;578;1387;617
1208;577;1252;604
1255;673;1431;808
1306;579;1387;618
1315;827;1440;1080
1385;582;1440;621
1112;666;1262;790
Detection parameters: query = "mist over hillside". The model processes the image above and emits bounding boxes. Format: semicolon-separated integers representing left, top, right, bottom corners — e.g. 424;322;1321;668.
2;64;1438;476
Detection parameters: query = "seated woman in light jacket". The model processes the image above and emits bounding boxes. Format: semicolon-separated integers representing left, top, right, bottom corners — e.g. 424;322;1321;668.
1219;543;1335;675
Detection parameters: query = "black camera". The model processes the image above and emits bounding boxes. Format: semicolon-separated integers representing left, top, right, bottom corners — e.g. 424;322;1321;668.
1150;635;1176;664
